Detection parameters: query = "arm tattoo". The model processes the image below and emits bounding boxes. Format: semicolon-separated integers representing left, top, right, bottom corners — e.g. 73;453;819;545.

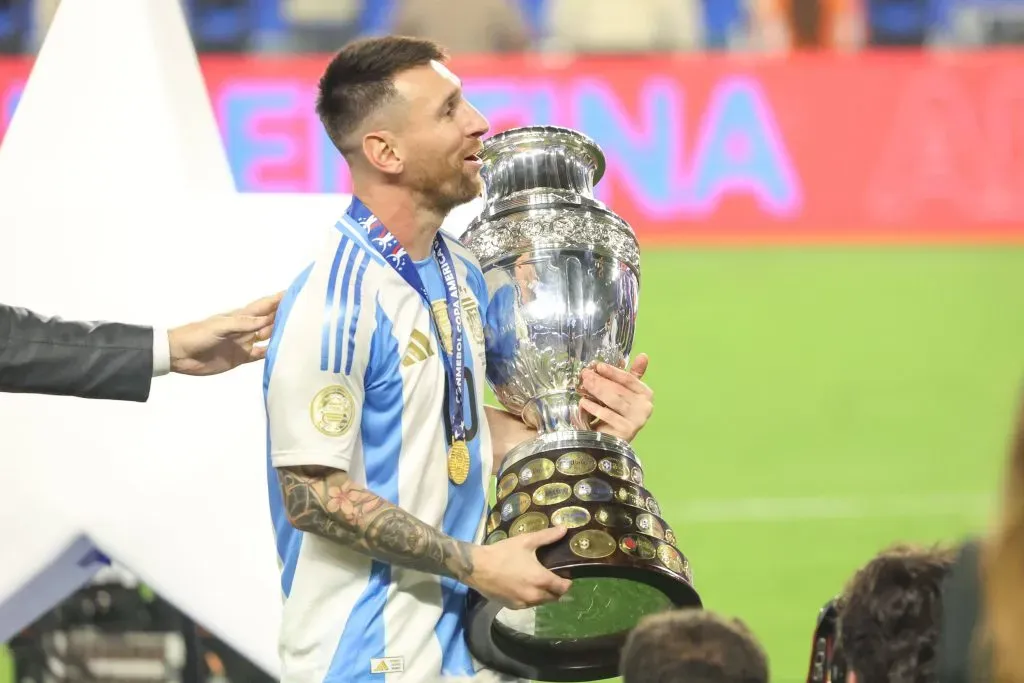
277;466;475;581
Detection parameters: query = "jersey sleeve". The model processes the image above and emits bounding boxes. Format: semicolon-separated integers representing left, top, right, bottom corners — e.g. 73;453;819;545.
266;260;377;473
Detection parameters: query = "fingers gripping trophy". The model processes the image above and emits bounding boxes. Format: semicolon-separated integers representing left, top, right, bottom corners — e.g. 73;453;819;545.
461;126;702;682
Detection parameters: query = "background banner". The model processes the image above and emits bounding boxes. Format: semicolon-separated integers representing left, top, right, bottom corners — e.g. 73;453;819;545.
3;52;1023;243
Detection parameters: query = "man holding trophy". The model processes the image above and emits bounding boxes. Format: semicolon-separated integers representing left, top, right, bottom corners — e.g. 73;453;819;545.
263;35;698;683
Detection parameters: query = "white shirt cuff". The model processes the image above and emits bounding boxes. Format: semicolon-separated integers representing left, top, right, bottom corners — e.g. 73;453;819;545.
152;326;171;377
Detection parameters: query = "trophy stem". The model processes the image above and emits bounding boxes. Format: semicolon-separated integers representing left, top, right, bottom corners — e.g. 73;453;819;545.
522;392;592;433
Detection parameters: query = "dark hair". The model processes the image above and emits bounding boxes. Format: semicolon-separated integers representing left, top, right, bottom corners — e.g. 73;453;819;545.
620;609;769;683
838;543;956;683
315;35;448;155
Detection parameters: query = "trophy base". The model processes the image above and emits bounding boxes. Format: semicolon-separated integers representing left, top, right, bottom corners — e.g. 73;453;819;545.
466;563;700;682
466;432;702;682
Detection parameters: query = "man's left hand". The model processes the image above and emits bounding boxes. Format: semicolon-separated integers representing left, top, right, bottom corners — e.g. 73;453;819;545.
168;292;283;376
578;353;653;442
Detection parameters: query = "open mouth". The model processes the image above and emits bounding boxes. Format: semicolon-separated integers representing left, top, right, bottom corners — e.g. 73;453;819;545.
464;153;481;163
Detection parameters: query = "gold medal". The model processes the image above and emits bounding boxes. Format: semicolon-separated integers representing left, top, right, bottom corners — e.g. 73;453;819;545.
447;439;470;485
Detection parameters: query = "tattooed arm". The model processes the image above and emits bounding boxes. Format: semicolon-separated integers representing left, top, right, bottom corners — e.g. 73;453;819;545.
277;463;573;607
277;465;476;582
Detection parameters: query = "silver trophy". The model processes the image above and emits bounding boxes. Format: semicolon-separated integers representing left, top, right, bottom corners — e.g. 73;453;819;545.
461;126;701;683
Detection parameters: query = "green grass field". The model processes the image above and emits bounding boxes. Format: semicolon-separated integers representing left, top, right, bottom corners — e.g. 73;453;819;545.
3;245;1022;683
587;244;1024;682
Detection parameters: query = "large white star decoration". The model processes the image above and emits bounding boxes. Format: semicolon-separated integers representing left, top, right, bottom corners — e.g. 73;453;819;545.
0;2;485;675
0;0;332;676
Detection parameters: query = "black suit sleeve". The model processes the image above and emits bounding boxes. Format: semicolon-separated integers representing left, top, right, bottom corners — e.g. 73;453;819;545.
0;303;155;402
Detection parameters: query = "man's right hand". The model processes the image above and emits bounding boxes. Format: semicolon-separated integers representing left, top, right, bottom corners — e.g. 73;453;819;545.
466;525;573;609
168;292;282;376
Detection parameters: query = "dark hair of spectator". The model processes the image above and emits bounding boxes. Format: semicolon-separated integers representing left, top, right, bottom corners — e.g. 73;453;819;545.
838;543;956;683
619;608;769;683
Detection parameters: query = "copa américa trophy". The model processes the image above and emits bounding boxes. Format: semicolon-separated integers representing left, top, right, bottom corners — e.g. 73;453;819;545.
461;126;702;682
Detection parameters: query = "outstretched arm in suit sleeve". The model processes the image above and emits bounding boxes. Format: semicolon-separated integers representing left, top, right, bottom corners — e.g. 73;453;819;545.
0;292;281;402
0;303;155;401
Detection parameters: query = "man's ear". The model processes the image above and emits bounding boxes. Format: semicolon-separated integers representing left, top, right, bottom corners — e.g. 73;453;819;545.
361;131;404;176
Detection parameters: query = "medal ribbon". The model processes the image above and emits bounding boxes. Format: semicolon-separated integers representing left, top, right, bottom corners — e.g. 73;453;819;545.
347;198;467;447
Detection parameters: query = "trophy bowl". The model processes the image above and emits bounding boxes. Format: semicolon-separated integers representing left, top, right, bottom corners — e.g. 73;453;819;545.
461;126;701;682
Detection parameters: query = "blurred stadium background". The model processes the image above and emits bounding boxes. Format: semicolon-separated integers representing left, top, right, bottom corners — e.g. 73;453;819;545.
1;0;1023;681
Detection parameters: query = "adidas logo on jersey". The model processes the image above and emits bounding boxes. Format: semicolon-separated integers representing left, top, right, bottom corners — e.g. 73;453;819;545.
401;329;434;367
370;657;404;674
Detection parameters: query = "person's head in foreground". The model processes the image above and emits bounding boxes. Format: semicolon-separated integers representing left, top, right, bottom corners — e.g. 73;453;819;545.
620;608;769;683
316;34;489;219
981;386;1024;683
838;543;956;683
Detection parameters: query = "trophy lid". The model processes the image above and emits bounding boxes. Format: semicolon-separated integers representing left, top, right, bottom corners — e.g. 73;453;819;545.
479;126;606;208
